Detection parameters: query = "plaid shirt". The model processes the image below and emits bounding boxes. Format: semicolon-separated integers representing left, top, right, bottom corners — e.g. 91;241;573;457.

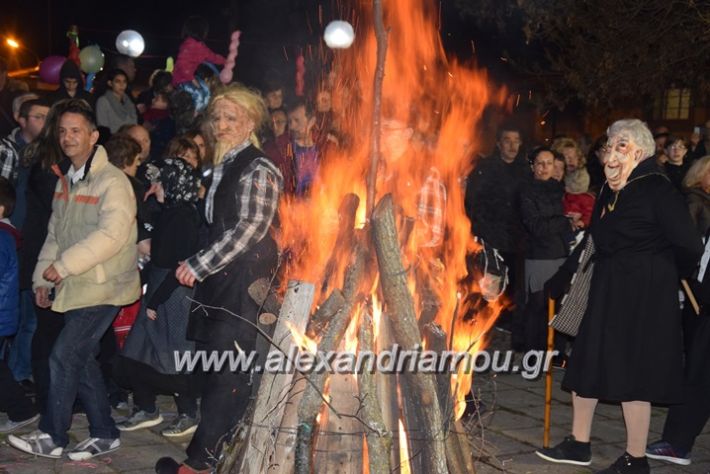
0;128;24;184
417;167;447;248
187;148;283;281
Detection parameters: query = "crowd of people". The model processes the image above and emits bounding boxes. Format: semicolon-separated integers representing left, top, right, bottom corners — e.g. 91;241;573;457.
0;15;708;474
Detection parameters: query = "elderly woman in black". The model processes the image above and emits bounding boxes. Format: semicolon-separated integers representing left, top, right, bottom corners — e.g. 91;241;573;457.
159;84;283;473
518;148;579;351
537;119;702;473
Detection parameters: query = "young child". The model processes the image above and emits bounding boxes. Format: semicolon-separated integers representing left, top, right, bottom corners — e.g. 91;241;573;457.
172;16;225;87
96;69;138;134
118;155;202;438
0;177;39;433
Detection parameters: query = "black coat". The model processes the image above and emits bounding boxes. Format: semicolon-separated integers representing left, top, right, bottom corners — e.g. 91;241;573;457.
464;152;531;253
563;158;703;403
519;178;570;260
685;187;710;237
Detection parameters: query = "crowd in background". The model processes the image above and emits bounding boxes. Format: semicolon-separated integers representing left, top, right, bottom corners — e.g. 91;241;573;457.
0;13;708;474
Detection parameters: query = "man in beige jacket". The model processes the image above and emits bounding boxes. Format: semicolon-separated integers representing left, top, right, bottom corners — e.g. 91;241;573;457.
8;99;140;461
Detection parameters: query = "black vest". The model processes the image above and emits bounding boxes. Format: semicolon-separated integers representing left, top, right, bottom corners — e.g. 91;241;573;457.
188;145;280;345
207;144;278;263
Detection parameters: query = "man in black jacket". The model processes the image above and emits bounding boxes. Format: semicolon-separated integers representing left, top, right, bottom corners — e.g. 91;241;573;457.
464;124;531;346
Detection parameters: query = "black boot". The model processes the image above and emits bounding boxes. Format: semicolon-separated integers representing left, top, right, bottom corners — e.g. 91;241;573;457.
596;452;650;474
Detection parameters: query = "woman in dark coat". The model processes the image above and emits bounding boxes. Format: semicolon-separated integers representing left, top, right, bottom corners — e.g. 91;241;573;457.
518;147;577;351
537;119;703;473
162;85;283;473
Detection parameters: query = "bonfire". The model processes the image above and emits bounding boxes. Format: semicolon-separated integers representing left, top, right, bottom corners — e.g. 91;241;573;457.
217;0;507;472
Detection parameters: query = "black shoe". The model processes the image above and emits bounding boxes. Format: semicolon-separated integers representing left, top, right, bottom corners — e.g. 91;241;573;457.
535;435;592;466
18;379;36;396
155;457;180;474
596;452;650;473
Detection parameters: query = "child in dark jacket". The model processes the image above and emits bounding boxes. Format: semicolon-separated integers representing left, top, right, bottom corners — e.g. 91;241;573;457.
0;177;38;433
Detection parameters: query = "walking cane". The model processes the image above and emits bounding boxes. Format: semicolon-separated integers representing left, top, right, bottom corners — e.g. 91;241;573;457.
543;296;555;448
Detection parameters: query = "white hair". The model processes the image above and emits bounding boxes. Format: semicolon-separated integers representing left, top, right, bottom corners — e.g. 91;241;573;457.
606;119;656;159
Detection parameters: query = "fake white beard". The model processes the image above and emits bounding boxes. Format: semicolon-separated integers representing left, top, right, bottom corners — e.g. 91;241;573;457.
213;140;236;166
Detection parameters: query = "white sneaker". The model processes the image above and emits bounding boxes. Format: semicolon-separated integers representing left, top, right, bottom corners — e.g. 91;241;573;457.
0;413;40;434
8;430;64;459
68;437;120;460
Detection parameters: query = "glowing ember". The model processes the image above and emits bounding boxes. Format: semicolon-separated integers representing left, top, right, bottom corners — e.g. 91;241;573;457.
284;320;318;354
398;419;412;474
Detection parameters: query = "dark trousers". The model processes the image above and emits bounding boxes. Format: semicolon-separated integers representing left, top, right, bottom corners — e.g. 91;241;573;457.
185;337;252;468
32;304;65;415
8;290;37;381
99;328;128;407
501;251;526;347
114;356;198;417
661;308;710;452
662;383;710;452
39;305;119;447
0;337;36;421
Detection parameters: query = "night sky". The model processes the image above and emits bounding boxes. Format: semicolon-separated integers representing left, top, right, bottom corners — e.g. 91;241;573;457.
1;0;524;90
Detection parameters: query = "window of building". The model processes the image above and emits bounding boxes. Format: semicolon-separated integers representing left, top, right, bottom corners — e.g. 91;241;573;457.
653;88;692;120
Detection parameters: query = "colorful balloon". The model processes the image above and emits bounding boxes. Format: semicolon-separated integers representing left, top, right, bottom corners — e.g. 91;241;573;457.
79;45;104;73
219;31;240;85
115;30;145;58
39;56;66;84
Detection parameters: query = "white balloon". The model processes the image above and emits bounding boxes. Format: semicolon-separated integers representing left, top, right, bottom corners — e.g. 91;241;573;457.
324;21;355;49
115;30;145;58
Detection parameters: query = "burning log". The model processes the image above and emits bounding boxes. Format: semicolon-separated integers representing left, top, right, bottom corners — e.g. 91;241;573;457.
262;293;345;473
358;311;392;474
421;324;476;474
307;290;345;337
295;241;368;474
371;194;448;474
236;280;316;474
321;193;360;294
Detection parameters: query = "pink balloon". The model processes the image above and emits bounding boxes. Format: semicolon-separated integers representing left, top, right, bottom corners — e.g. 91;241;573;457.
39;56;67;85
219;31;240;85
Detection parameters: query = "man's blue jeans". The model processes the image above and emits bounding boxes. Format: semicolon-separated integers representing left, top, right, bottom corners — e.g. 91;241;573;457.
39;305;120;447
8;290;37;381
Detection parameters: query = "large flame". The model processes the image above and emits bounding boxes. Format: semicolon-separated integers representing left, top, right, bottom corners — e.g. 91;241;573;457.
279;0;507;425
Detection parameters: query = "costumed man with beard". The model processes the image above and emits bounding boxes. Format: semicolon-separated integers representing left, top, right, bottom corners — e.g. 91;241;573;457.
157;84;283;473
537;119;702;474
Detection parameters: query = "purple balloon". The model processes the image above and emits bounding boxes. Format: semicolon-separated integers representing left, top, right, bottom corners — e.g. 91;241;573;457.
39;56;67;85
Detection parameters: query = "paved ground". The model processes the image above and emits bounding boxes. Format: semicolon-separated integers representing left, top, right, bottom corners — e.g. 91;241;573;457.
1;330;708;473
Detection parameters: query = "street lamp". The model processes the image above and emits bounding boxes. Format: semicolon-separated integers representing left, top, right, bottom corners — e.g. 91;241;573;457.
6;38;19;49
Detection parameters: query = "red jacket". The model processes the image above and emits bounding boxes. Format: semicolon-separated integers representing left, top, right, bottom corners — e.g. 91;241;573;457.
563;192;596;227
172;38;225;86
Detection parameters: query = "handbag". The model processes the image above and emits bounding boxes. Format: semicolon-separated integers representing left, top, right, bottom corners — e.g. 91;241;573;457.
550;234;595;337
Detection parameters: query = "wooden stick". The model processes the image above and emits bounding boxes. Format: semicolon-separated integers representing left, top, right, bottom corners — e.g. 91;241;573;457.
366;0;389;217
359;311;392;474
295;242;367;474
371;194;448;474
681;279;701;316
236;280;316;474
269;291;346;474
543;297;555;448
